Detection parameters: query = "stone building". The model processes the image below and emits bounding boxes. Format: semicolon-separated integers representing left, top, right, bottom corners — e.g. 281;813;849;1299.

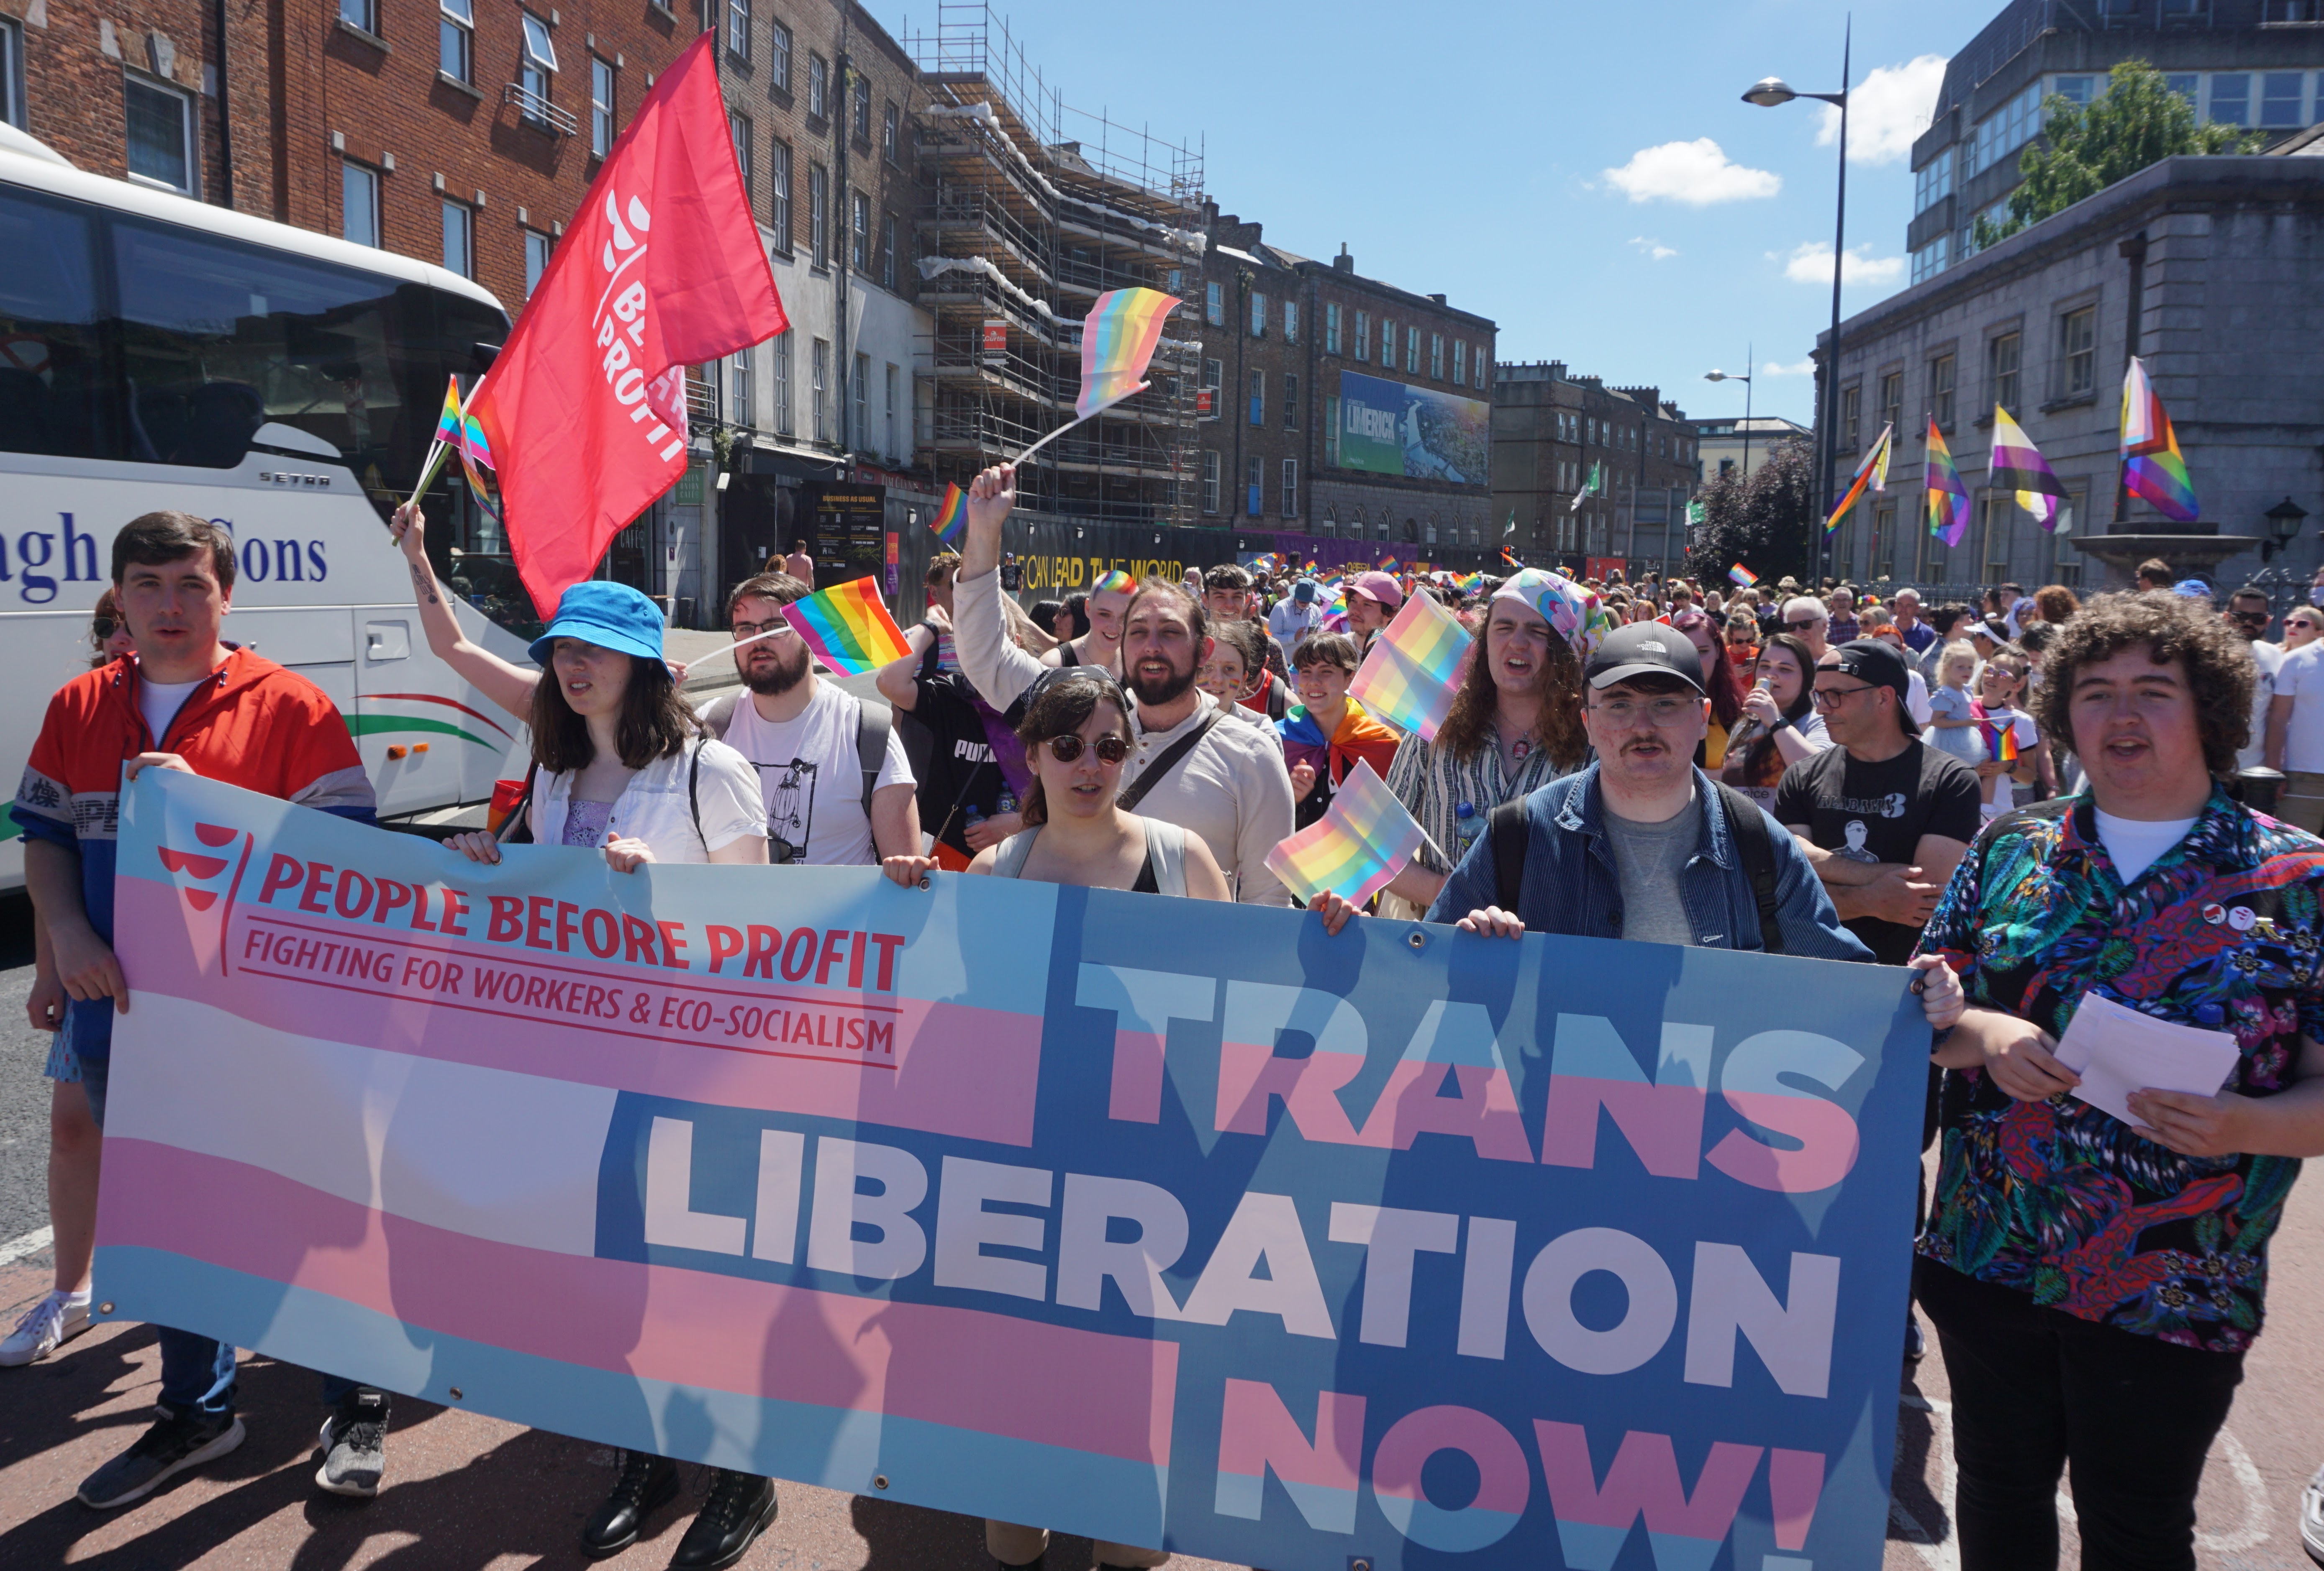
1696;415;1811;483
1490;361;1701;579
1823;153;2324;592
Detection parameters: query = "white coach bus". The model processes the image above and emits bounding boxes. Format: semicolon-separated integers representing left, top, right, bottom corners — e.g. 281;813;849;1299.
0;125;545;888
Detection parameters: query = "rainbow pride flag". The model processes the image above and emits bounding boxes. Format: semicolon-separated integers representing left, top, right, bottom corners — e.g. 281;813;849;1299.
780;577;912;676
1077;288;1180;420
1994;724;2020;764
432;377;464;447
929;484;969;547
1092;569;1135;596
1926;417;1972;548
1262;761;1426;907
1728;563;1758;587
2121;355;2198;523
1347;588;1473;743
1823;422;1892;533
1991;406;2066;529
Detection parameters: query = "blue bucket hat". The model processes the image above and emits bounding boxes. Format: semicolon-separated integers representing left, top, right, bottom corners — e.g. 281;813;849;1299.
528;581;667;666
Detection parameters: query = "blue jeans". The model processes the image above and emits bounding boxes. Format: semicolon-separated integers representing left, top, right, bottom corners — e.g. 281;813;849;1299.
81;1055;363;1419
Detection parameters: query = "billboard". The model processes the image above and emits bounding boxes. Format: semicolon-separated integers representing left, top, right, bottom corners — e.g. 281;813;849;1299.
1337;371;1490;486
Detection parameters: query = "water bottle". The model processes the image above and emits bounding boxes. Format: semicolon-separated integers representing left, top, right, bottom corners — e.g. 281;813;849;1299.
1455;800;1482;846
996;790;1018;818
965;805;986;830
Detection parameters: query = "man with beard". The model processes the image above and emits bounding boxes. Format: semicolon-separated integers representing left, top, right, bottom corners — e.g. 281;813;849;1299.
701;573;919;865
953;463;1298;904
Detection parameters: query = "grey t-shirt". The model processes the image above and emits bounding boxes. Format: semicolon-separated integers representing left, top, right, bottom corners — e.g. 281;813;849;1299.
1603;791;1704;947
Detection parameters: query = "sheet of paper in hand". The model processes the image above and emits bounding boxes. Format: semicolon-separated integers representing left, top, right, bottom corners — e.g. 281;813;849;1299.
2053;993;2241;1130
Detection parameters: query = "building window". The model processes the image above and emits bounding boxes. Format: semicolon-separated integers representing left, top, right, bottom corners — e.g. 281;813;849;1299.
1989;330;2021;416
1325;303;1342;354
590;57;615;156
1247;369;1264;426
2208;72;2250;127
341;160;379;246
1281;459;1298;518
1928;352;1955;430
1878;371;1903;439
1202;451;1220;514
2053;74;2096;105
520;13;557;111
808;54;827;119
1324;395;1339;465
1430;333;1444;380
438;0;473;82
125;75;194;193
772;331;793;436
2166;72;2199;106
726;0;748;61
809;164;828;267
1475;351;1488;391
1250;292;1266;337
770;141;791;250
1381;318;1396;370
524;230;552;295
853;352;869;448
1247;456;1263;516
770;21;790;92
1452;340;1466;386
2260;72;2306;128
0;15;21;129
1284;372;1299;430
884;363;898;458
883;101;899;161
1354;310;1370;363
341;0;375;32
811;338;830;441
881;212;897;289
1840;386;1861;452
731;113;751;195
2060;306;2096;397
1201;357;1221;410
730;352;752;428
1911;235;1950;284
441;199;472;278
850;190;868;270
1206;281;1224;325
1914;148;1953;214
852;70;870;140
1970;80;2042;174
1408;327;1421;377
1284;300;1298;344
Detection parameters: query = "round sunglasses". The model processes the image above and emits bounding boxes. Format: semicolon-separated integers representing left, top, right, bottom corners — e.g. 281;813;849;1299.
1041;732;1130;765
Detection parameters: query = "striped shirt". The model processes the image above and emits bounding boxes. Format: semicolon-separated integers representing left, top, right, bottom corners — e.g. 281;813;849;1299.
1383;727;1568;875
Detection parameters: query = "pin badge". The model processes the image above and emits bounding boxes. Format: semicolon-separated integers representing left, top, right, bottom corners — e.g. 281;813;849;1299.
2255;916;2279;939
2229;906;2258;932
2203;903;2227;925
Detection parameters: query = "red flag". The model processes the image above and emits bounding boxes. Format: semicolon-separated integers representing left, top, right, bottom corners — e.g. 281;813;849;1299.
466;30;786;616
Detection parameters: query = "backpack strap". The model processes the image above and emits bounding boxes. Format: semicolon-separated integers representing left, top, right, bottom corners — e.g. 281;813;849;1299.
1490;798;1529;914
1143;817;1189;898
696;690;741;742
688;740;706;853
1713;782;1783;956
990;826;1040;879
499;762;540;846
856;702;893;817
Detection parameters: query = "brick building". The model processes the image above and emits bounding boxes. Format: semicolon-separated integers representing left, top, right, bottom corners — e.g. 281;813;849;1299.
1490;361;1701;579
1198;207;1497;565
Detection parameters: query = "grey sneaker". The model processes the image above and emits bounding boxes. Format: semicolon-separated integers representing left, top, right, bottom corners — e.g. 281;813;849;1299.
315;1388;391;1498
78;1406;245;1509
2300;1458;2323;1568
0;1291;92;1366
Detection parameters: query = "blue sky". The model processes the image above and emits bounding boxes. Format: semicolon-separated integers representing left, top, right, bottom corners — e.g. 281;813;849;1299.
877;0;1990;427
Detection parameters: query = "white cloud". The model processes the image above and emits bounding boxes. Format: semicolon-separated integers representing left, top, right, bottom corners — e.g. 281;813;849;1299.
1761;358;1818;377
1603;139;1782;206
1817;55;1949;165
1775;241;1906;287
1628;236;1679;261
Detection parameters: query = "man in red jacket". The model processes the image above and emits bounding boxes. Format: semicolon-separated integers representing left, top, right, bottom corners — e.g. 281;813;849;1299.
17;511;384;1512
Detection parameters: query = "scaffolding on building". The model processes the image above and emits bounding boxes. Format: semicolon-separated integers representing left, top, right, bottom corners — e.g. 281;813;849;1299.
903;2;1206;527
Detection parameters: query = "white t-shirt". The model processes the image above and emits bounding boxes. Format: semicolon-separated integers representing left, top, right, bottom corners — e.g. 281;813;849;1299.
2094;808;2200;883
139;676;202;747
2241;639;2284;771
2273;642;2324;773
717;680;913;865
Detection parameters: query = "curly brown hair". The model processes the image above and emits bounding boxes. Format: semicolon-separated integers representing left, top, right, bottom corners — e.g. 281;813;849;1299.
2032;591;2256;777
1435;608;1588;772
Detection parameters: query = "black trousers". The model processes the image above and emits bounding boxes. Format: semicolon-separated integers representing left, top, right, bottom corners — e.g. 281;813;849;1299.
1914;1260;2245;1571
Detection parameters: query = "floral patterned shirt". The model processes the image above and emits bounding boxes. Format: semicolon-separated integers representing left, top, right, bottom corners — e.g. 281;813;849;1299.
1914;786;2324;1352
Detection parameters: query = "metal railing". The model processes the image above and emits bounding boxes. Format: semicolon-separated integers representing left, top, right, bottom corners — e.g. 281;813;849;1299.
504;82;578;137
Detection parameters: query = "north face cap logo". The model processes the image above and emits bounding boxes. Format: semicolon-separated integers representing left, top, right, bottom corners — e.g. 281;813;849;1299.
1638;639;1669;653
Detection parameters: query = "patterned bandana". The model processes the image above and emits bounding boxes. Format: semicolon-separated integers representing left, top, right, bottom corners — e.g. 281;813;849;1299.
1493;568;1616;659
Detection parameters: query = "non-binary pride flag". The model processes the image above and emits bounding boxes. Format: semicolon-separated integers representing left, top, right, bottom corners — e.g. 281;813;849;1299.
1729;563;1759;588
1990;406;2067;529
781;577;911;677
1262;761;1426;906
1347;588;1474;743
1077;288;1180;420
1925;416;1973;548
2121;354;2199;523
929;484;969;547
1824;422;1892;533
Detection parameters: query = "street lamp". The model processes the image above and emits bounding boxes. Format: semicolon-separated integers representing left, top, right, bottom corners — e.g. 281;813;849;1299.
2264;496;2310;562
1705;346;1755;481
1744;23;1852;585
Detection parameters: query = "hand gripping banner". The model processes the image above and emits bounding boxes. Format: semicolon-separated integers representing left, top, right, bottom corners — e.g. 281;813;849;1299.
103;771;1929;1571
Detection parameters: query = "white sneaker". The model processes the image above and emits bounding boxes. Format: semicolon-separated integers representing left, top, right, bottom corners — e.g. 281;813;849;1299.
0;1291;93;1366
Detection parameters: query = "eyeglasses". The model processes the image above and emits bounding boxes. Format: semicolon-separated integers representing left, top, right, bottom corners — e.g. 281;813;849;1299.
730;617;794;640
1043;732;1129;764
1588;695;1701;727
2229;610;2271;628
1811;682;1879;708
91;618;119;640
1786;618;1825;630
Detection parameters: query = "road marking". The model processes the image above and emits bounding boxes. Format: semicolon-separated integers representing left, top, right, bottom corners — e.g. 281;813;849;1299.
0;1226;54;1267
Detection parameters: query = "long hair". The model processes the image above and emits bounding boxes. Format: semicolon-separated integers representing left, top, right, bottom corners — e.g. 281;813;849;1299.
1013;670;1133;828
1738;632;1818;779
1434;615;1588;774
529;652;697;773
1671;608;1743;728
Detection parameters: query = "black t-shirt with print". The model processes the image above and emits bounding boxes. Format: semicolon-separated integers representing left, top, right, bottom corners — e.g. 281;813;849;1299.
1773;739;1983;965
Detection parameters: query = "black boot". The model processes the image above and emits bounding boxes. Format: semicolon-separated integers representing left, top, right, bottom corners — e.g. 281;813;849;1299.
580;1450;680;1560
671;1468;778;1569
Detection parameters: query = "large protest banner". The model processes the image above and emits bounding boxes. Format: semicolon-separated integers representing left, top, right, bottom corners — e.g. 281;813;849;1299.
102;771;1928;1570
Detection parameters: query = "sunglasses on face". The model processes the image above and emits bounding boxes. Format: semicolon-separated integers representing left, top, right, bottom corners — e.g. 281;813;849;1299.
91;618;120;639
2229;610;2271;628
1786;618;1824;630
1042;732;1130;764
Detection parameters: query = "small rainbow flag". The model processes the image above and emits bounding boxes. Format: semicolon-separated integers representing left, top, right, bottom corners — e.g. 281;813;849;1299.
1729;563;1758;587
1926;416;1972;548
1991;406;2066;529
1824;422;1892;533
432;377;464;447
1347;588;1474;743
2121;355;2198;523
1994;725;2021;764
780;577;912;677
1263;761;1426;907
1077;288;1181;420
1377;554;1400;573
1092;569;1135;596
929;484;969;547
1501;547;1524;570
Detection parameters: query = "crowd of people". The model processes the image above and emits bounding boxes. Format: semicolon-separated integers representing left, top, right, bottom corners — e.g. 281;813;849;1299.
7;477;2324;1571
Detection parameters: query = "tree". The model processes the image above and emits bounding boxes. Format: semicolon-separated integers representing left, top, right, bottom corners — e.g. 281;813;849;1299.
1974;60;2261;249
1691;436;1816;584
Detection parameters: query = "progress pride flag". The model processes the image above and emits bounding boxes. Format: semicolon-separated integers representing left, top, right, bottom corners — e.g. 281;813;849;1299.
467;30;786;616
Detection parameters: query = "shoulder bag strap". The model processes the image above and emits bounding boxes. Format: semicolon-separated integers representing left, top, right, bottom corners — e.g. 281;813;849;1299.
1714;782;1784;956
1117;711;1224;812
857;703;893;817
1490;798;1529;914
500;762;541;846
689;741;706;853
1144;818;1188;898
991;826;1040;879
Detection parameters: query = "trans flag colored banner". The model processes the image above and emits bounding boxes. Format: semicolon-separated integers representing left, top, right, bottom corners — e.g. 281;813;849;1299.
102;771;1928;1571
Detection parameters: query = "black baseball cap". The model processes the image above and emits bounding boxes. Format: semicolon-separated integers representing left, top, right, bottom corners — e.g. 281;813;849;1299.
1586;622;1705;694
1829;638;1912;703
